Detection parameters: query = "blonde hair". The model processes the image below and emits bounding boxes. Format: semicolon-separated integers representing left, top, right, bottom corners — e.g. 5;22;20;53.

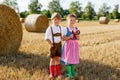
67;14;77;20
51;12;61;20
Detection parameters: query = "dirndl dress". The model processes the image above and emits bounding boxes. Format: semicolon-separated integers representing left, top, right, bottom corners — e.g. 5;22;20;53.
61;27;80;65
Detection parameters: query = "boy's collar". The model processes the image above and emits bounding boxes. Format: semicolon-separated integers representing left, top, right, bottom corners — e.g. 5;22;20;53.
52;24;60;27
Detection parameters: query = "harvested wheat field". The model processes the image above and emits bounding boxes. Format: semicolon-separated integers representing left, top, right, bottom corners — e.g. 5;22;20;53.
0;21;120;80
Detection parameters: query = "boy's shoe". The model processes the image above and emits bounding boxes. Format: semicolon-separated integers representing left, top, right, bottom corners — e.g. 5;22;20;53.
57;75;63;80
50;75;54;80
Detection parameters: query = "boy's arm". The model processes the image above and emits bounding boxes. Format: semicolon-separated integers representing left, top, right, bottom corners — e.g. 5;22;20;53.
46;39;54;47
45;27;53;47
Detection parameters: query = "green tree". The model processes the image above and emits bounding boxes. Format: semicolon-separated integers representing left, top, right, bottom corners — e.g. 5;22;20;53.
112;4;119;19
48;0;63;16
62;9;70;19
82;13;86;20
69;1;82;18
28;0;42;14
98;3;110;17
63;9;69;16
20;11;29;18
109;13;114;19
41;9;51;18
84;2;96;20
2;0;19;13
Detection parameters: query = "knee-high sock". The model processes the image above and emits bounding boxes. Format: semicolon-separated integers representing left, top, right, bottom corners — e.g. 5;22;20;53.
50;65;55;78
66;65;73;78
56;64;61;76
71;64;78;76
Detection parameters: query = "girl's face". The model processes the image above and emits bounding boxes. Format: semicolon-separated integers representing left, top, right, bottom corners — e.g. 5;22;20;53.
68;17;76;27
52;18;61;26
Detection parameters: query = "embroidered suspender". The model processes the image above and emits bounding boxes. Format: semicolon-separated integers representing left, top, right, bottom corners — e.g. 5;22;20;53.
59;26;62;39
50;26;54;44
50;26;62;44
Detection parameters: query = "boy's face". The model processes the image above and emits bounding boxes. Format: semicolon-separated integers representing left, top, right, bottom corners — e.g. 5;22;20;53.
68;17;76;26
52;18;61;26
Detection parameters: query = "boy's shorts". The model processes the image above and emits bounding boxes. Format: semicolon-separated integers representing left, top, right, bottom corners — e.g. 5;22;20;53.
50;42;61;58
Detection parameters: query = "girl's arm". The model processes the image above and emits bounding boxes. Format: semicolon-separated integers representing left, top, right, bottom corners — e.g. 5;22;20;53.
75;29;80;40
62;34;73;41
75;35;80;40
46;39;54;47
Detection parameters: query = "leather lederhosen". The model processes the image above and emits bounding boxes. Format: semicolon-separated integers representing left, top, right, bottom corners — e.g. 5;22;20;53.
50;26;62;58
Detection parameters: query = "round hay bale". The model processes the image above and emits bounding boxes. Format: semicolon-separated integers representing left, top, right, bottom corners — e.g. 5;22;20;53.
24;14;49;32
114;19;119;23
76;20;79;23
99;17;109;24
20;18;25;23
0;5;22;55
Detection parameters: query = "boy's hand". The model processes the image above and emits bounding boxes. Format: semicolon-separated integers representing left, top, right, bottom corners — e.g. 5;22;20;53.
50;43;54;47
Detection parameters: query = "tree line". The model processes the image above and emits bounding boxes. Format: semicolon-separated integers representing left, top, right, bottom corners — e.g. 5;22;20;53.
1;0;120;20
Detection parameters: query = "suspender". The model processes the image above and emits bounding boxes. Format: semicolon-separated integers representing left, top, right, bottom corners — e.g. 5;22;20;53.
50;26;54;44
59;26;62;39
50;26;62;44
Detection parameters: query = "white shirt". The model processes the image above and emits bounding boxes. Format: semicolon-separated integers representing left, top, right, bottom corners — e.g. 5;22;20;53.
45;24;66;43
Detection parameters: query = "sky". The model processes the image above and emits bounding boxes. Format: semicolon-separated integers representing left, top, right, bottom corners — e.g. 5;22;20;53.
0;0;120;13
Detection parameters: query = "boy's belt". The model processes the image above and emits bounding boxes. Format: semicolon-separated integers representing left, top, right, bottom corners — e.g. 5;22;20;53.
53;42;61;45
53;33;61;37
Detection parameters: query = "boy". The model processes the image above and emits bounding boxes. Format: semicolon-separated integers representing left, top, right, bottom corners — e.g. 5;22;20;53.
45;12;64;79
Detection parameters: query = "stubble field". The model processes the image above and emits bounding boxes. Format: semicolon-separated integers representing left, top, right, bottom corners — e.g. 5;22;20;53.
0;21;120;80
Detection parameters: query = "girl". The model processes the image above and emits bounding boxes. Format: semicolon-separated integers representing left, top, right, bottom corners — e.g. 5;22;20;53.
61;14;80;78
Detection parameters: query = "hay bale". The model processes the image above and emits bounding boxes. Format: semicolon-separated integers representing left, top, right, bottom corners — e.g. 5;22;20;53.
0;5;22;55
20;18;25;23
76;20;79;23
24;14;49;32
99;17;109;24
114;19;119;23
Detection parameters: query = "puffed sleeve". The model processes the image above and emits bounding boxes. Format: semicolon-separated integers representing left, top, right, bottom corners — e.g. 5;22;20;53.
61;26;67;36
45;26;52;40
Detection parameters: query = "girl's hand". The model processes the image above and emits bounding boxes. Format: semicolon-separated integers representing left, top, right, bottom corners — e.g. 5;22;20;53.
75;35;80;40
75;30;80;35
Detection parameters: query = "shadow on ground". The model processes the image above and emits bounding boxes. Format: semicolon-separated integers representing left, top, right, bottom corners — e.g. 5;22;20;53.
0;51;119;80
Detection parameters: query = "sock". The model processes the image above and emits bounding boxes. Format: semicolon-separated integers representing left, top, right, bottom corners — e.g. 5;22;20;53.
50;65;55;78
56;64;61;76
66;65;73;78
71;64;78;76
